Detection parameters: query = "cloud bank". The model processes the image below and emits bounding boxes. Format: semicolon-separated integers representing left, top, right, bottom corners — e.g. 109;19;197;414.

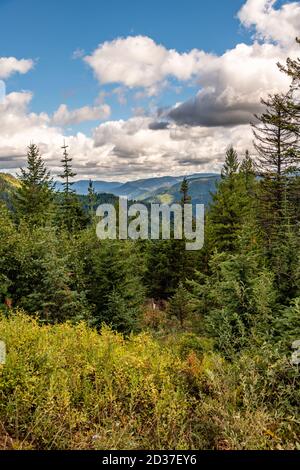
0;0;299;179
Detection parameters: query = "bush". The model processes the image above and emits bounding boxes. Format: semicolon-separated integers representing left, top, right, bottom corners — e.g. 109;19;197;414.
177;333;214;360
0;311;299;450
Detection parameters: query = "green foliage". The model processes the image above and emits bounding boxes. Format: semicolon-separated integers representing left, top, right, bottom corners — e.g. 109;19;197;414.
168;282;193;327
207;147;257;253
177;333;213;360
57;143;88;231
180;177;191;204
144;239;196;299
0;44;300;449
269;225;300;302
0;312;299;450
273;298;300;349
190;251;277;357
8;225;90;322
105;289;141;334
14;144;54;224
87;179;97;221
77;230;145;331
221;146;239;178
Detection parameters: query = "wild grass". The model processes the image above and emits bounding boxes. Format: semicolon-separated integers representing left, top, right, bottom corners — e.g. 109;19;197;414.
0;311;299;450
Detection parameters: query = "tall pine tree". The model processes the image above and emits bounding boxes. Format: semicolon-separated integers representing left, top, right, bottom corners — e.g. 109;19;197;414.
252;93;298;231
58;142;87;231
208;146;245;252
15;143;54;224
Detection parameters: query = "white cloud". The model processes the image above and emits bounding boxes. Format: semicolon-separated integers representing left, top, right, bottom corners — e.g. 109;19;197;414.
166;0;300;127
167;41;292;126
52;103;111;126
84;35;208;95
238;0;300;46
84;1;299;126
0;90;252;179
0;57;34;79
91;116;253;178
1;1;299;179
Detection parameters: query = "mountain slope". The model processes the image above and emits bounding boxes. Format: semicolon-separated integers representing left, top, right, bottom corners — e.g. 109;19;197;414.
144;175;220;207
0;173;20;208
112;175;184;199
65;173;220;202
0;172;221;211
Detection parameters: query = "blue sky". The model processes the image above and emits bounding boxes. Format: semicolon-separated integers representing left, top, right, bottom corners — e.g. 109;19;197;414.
1;0;251;129
0;0;298;180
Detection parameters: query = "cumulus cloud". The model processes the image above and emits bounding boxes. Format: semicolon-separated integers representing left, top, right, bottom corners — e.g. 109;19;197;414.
238;0;300;46
167;41;291;126
0;57;34;79
52;103;111;126
92;116;253;177
1;89;242;179
1;1;299;179
83;1;299;127
84;35;208;95
165;0;300;127
148;121;170;130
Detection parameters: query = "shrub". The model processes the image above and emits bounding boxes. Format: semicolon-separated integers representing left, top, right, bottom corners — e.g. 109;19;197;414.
0;311;299;450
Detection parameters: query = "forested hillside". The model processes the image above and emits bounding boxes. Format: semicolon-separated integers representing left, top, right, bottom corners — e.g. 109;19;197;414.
0;40;299;450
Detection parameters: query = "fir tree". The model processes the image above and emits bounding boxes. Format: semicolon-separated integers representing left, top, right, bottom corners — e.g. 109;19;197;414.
239;150;257;199
87;179;97;221
277;38;300;224
180;177;191;205
252;93;298;234
58;142;87;231
240;150;255;177
221;146;239;178
208;146;250;252
59;142;76;196
15;143;54;224
168;282;192;328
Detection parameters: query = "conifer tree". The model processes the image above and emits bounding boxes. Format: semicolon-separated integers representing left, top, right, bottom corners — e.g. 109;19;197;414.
145;178;195;300
58;142;87;231
15;143;54;224
208;146;246;252
79;236;145;330
180;177;191;205
277;38;300;224
168;282;192;328
278;38;300;93
221;146;239;178
240;150;255;177
239;150;256;196
59;142;76;196
252;93;299;240
87;179;97;221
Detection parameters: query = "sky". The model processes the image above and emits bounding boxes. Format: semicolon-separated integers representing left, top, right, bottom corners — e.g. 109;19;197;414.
0;0;299;181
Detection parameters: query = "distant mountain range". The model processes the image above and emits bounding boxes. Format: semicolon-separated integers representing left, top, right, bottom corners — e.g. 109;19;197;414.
143;174;220;207
56;173;220;205
1;172;220;209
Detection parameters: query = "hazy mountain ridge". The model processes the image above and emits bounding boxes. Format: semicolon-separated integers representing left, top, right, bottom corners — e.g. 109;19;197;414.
0;172;220;208
61;172;220;203
144;175;220;206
